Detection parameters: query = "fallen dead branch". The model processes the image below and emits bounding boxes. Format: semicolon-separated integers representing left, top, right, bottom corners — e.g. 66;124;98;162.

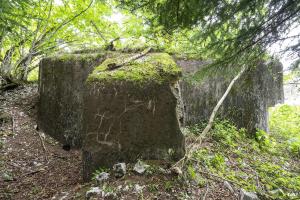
202;184;209;200
20;168;46;178
107;47;152;70
36;131;48;161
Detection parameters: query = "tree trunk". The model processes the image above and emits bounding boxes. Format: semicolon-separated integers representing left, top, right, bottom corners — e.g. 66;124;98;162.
173;65;247;167
195;65;247;143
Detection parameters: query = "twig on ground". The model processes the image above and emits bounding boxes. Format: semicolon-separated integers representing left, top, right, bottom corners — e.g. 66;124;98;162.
202;184;209;200
21;169;45;178
11;111;15;134
36;131;48;161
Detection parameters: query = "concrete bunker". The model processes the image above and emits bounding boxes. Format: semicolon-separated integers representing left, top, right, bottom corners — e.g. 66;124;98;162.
178;59;284;133
38;50;283;180
38;51;185;180
38;53;105;147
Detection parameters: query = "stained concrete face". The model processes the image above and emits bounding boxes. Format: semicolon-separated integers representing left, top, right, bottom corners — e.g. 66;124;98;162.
38;52;185;180
177;59;284;133
38;53;105;147
82;82;185;180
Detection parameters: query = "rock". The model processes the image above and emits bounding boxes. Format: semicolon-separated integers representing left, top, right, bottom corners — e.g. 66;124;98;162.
34;124;39;131
134;184;145;193
86;187;103;199
113;163;126;178
240;189;259;200
1;172;13;181
224;181;234;193
133;160;150;174
122;185;130;192
32;161;42;167
51;192;69;200
104;192;117;199
170;166;182;175
95;172;110;184
117;185;122;191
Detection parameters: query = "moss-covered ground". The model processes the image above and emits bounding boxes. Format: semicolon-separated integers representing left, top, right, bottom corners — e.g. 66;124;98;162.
184;104;300;199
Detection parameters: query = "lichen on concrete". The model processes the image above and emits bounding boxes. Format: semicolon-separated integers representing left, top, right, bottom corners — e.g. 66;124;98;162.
87;53;182;84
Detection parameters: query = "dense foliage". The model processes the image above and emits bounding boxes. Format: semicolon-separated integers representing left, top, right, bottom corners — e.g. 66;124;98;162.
1;0;299;82
0;0;149;82
120;0;300;72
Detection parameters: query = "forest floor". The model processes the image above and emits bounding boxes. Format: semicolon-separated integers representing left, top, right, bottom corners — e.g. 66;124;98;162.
0;84;299;200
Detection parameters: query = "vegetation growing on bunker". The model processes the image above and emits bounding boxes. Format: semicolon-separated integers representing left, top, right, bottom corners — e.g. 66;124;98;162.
48;53;105;63
87;53;182;83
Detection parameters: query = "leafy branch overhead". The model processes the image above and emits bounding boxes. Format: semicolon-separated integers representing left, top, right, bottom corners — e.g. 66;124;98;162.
119;0;300;70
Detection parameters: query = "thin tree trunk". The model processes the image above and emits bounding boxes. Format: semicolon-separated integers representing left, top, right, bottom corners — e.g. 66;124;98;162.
194;65;247;144
173;65;247;168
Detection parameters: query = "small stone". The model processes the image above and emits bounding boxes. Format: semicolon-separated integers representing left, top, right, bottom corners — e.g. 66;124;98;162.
117;185;123;191
34;124;39;131
113;163;126;178
224;181;234;193
95;172;110;184
51;192;69;200
104;192;117;199
134;184;145;193
170;166;182;175
86;187;103;199
240;189;259;200
32;161;42;167
133;160;150;174
1;172;13;181
122;185;130;192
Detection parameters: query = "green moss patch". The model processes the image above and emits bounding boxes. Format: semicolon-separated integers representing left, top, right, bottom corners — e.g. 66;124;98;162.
87;53;181;84
46;52;105;62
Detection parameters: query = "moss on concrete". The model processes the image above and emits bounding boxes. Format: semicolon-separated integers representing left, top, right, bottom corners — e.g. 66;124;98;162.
87;53;182;84
46;52;105;62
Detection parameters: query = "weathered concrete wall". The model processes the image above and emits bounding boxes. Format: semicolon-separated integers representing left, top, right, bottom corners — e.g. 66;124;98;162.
177;59;284;133
82;82;185;180
80;52;185;180
284;76;300;105
38;53;105;147
38;52;185;180
38;51;284;181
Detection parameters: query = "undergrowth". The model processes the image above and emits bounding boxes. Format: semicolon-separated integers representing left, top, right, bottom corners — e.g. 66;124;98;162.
185;105;300;199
